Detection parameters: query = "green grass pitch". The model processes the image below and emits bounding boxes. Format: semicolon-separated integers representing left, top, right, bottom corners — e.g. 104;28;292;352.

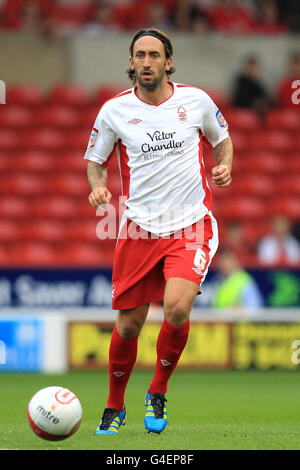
1;369;300;450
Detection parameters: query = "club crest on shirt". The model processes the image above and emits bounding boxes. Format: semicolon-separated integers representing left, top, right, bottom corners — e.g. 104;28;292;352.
87;127;98;148
177;106;187;121
216;110;228;128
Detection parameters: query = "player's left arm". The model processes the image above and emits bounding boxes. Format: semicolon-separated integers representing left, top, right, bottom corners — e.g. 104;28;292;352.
212;136;233;188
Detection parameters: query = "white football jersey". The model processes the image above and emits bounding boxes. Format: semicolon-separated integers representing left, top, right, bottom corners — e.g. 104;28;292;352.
84;82;229;235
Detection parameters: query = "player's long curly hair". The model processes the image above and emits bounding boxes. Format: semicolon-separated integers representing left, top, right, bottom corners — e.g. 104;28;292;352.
126;28;176;84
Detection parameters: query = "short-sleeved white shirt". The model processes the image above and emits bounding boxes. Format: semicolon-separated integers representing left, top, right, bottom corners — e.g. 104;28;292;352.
84;82;229;235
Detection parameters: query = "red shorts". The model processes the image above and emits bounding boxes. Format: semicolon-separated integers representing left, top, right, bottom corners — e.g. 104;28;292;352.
111;212;218;310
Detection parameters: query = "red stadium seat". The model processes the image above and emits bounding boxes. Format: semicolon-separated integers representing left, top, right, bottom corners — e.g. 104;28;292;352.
47;173;90;197
16;150;57;173
266;109;300;131
33;197;80;219
9;242;62;267
284;154;300;173
230;175;275;197
0;174;45;196
0;219;22;243
48;2;95;27
6;85;43;106
69;218;119;245
220;197;266;221
95;85;126;106
228;130;249;152
0;245;13;267
49;85;91;107
277;176;300;196
22;220;69;243
0;197;33;219
240;151;285;175
113;3;143;30
36;106;79;128
211;183;235;202
0;106;35;128
55;150;87;172
269;198;300;220
225;108;261;130
66;128;90;150
243;222;270;244
59;242;115;267
0;129;20;150
253;130;293;152
68;219;99;242
21;128;66;150
0;151;9;172
77;106;101;127
295;135;300;151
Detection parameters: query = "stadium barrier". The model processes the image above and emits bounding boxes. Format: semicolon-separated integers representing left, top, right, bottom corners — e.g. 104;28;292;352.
1;268;299;308
1;308;300;373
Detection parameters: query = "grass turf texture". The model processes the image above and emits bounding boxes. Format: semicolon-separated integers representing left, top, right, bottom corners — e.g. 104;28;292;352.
0;370;300;450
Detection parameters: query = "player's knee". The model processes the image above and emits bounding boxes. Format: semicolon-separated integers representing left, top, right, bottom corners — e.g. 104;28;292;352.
165;302;190;326
117;314;144;339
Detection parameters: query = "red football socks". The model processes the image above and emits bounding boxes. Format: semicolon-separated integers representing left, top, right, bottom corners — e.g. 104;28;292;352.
107;327;138;411
149;318;190;394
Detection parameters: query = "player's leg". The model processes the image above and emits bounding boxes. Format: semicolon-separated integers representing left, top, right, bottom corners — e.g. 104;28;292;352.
145;212;218;433
95;303;149;435
150;277;198;392
107;303;150;409
144;278;198;434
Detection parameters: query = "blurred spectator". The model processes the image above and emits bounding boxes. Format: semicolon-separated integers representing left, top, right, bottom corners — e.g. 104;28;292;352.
212;249;264;308
170;0;210;32
84;1;121;35
254;0;287;35
18;0;48;33
0;0;52;31
276;53;300;107
207;0;255;34
171;0;192;32
292;220;300;244
144;1;172;31
276;0;300;32
224;221;255;265
257;215;300;266
231;55;272;115
191;6;211;33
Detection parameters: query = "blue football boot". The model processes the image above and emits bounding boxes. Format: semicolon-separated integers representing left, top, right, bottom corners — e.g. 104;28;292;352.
144;392;167;434
95;406;126;435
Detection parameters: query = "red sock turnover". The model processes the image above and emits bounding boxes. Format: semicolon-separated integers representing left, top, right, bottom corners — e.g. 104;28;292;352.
149;318;190;395
107;326;138;411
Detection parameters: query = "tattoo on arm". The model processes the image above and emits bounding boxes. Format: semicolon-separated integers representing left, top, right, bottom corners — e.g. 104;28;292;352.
213;137;233;172
87;161;108;190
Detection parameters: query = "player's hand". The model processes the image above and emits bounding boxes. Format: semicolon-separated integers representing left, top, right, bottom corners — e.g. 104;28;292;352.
88;186;112;208
212;164;232;188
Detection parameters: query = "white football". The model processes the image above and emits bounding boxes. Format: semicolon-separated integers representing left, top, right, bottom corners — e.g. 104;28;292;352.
27;386;82;441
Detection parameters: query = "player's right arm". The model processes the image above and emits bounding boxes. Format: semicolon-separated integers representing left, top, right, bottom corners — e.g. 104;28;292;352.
87;161;112;208
83;104;117;209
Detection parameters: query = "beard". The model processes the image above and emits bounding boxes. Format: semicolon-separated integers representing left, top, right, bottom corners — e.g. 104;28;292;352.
135;67;166;91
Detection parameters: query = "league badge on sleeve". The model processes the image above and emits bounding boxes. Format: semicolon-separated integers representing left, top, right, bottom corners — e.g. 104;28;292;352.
87;127;98;149
216;110;228;128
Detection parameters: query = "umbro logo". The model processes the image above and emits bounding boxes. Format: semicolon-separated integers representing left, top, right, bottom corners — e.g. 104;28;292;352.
128;118;142;124
161;359;171;367
113;371;125;377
